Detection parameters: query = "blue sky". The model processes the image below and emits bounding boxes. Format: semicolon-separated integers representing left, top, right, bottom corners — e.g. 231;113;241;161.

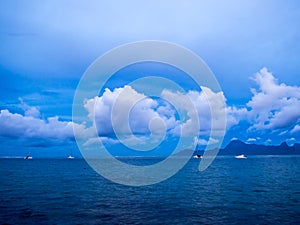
1;0;300;157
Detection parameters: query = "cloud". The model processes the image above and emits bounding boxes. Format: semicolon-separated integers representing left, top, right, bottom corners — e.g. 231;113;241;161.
83;85;232;142
246;138;256;143
84;86;176;137
83;85;246;147
291;124;300;134
265;139;272;144
226;106;247;129
197;138;209;146
162;86;246;136
18;98;40;118
160;89;199;137
247;68;300;131
3;67;299;150
0;85;232;148
287;137;296;146
83;137;120;147
0;107;86;142
197;137;219;146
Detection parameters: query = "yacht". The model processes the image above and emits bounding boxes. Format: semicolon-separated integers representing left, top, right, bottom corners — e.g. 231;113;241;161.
234;154;247;159
193;154;202;159
24;155;33;160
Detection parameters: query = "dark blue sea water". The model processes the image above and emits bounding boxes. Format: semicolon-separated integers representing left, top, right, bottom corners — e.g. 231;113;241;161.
1;156;300;225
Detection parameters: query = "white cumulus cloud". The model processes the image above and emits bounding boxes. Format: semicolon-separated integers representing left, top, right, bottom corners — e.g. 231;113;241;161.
84;86;176;137
247;68;300;131
162;86;246;136
0;109;83;141
83;85;246;145
0;100;88;142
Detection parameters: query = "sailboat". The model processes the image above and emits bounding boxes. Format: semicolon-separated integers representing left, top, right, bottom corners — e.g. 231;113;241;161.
24;155;33;160
24;149;33;159
67;149;75;159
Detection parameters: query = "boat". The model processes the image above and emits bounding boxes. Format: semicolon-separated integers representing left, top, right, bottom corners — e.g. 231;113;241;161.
193;154;202;159
24;155;33;160
67;149;75;159
235;154;247;159
24;149;33;160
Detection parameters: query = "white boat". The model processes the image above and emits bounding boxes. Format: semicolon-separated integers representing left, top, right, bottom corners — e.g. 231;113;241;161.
193;154;202;159
67;149;75;159
24;155;33;160
235;154;247;159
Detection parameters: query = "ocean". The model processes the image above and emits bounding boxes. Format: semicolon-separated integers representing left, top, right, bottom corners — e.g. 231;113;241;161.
1;156;300;224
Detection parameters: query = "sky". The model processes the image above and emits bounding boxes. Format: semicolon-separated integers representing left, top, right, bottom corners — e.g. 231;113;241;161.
0;0;300;157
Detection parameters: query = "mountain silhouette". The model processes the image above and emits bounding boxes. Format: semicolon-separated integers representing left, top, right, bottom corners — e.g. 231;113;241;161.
219;140;300;155
178;140;300;156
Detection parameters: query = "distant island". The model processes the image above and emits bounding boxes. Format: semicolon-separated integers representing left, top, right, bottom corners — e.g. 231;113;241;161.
179;140;300;156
